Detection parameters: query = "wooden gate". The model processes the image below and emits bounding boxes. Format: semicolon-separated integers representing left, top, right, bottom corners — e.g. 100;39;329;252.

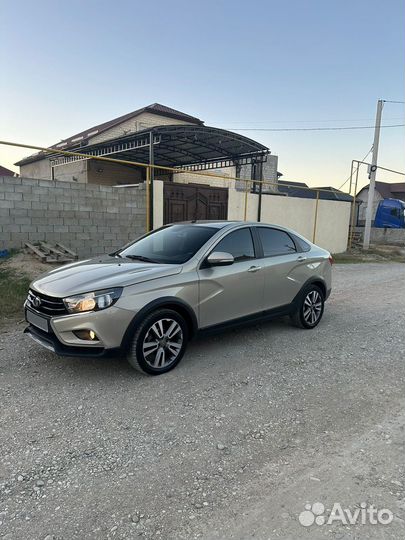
164;183;228;224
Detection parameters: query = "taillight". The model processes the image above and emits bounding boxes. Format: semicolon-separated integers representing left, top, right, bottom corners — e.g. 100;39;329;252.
328;255;334;265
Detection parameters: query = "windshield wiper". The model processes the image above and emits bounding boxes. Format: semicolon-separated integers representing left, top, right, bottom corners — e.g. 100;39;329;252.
124;255;158;263
108;250;123;258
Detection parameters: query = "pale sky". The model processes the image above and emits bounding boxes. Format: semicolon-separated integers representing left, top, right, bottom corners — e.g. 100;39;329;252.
1;0;404;191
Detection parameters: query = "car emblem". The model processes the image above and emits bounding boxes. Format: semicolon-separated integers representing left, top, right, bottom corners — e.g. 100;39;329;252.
32;295;42;308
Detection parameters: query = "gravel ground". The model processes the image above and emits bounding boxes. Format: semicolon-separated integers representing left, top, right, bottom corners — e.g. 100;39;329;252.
1;263;405;540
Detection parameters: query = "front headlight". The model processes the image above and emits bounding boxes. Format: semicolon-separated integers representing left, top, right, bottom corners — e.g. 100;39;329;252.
63;287;123;314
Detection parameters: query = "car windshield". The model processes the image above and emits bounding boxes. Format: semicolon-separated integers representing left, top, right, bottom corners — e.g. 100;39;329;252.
118;225;218;264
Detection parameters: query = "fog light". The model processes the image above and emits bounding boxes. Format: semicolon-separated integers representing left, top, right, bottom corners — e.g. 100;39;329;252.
74;329;98;341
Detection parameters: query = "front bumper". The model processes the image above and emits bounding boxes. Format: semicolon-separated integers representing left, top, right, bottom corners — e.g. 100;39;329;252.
24;304;135;356
24;324;116;357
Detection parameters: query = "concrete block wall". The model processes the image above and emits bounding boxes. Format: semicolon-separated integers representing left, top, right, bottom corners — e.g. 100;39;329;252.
0;176;146;257
235;155;278;193
354;226;405;246
172;156;279;193
261;155;278;192
173;166;237;189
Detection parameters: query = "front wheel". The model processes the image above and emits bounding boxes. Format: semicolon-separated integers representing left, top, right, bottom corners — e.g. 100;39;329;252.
290;285;325;329
127;309;188;375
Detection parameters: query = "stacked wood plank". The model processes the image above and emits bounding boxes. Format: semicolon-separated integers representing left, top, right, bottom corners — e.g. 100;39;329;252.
24;242;78;263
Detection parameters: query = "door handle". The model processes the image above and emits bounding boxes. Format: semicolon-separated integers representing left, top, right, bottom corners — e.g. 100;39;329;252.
297;256;307;261
248;265;262;272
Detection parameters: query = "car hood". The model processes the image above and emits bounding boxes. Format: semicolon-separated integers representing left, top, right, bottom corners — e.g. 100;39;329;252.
31;255;183;297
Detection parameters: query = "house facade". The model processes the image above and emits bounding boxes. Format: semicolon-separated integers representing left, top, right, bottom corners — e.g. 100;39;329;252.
16;103;282;194
356;181;405;224
0;165;17;177
16;104;205;185
6;104;354;253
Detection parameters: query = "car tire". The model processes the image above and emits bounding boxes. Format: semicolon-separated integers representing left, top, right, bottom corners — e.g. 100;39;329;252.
290;284;325;329
127;309;189;375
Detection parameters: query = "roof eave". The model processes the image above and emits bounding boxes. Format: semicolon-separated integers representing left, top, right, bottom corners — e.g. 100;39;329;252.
15;104;204;166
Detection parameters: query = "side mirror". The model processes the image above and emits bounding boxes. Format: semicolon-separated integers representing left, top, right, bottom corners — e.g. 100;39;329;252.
207;251;234;266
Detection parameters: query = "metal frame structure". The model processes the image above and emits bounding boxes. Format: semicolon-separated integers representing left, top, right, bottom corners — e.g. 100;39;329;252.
2;139;355;245
48;125;269;171
46;125;270;227
50;133;158;168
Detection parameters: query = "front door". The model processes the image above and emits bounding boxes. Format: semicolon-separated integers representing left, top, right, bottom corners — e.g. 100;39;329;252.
197;227;264;328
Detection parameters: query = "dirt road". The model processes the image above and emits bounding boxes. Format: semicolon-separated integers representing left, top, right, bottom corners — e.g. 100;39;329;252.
1;263;404;539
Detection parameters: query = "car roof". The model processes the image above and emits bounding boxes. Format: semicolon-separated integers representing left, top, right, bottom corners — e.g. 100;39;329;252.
170;220;240;229
168;220;291;230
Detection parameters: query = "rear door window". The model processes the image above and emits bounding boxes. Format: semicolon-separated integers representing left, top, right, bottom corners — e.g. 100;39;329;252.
256;227;297;257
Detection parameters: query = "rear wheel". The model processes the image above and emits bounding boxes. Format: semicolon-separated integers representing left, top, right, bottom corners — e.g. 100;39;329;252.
290;285;324;329
127;309;188;375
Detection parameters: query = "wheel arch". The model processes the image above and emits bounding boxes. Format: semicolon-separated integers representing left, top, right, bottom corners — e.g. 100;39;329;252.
120;297;198;351
310;279;327;298
291;277;328;309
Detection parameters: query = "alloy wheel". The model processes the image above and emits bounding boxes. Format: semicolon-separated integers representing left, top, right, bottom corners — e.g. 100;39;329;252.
142;318;183;368
303;290;323;325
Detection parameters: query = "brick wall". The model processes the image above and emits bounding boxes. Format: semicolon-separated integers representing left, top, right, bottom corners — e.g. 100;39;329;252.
0;176;146;257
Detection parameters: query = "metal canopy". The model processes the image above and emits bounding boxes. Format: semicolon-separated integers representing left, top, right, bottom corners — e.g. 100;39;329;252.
50;125;269;171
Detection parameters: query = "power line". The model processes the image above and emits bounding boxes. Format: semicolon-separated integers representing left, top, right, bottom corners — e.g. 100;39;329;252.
228;124;404;132
218;117;403;125
338;147;373;191
383;100;405;104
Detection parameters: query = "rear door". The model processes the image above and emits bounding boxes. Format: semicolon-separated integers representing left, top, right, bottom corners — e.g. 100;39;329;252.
254;226;308;309
197;227;265;328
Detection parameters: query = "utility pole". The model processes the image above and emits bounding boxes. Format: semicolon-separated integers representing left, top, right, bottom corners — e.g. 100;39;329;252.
149;131;154;229
363;99;384;249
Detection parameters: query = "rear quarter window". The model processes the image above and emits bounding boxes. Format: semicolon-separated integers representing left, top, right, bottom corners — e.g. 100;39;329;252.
291;234;311;252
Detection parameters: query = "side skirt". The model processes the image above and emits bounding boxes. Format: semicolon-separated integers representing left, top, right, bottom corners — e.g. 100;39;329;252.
197;303;294;337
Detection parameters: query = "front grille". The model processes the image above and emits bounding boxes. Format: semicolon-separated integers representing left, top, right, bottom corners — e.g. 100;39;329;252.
27;289;68;316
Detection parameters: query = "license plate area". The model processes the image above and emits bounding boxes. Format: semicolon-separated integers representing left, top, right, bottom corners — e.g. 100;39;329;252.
26;309;49;333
